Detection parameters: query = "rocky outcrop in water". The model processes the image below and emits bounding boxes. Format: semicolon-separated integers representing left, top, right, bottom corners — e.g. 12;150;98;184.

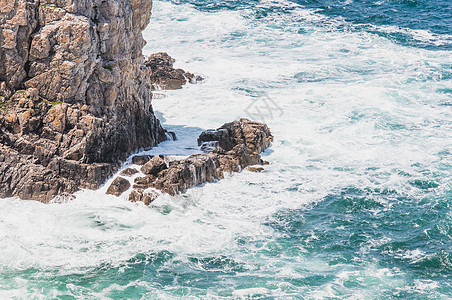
0;0;174;201
146;52;203;90
115;119;273;204
106;176;130;197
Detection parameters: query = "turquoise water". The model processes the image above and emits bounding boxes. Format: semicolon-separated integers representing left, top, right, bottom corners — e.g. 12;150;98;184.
1;0;451;298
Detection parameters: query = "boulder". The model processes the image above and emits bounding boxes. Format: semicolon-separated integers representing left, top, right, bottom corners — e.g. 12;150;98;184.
141;156;167;175
146;52;203;90
132;155;152;165
247;166;264;173
129;189;159;205
198;128;232;151
133;175;156;188
120;168;139;176
106;177;131;197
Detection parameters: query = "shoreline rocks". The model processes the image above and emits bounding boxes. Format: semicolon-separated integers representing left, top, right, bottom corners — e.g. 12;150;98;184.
106;119;273;204
0;0;200;202
141;156;167;176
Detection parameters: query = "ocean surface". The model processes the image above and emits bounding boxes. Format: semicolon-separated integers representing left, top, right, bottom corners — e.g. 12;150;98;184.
1;0;452;298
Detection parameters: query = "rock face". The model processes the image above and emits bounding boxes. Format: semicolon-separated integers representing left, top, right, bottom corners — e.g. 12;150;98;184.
106;176;130;197
127;119;273;204
141;155;167;176
131;155;152;165
0;0;170;201
146;52;203;90
247;166;264;173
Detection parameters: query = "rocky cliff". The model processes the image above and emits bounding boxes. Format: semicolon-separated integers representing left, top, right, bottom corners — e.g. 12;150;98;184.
0;0;168;201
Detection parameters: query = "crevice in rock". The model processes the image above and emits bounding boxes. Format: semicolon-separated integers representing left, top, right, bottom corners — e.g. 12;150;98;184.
22;5;41;87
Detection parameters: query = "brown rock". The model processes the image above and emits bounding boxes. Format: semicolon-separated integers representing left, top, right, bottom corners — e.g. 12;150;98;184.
120;168;139;176
198;119;273;154
129;189;158;205
44;104;67;133
106;177;131;197
247;166;264;173
132;155;152;165
134;175;156;187
141;156;167;175
128;119;273;202
146;52;203;90
198;128;231;151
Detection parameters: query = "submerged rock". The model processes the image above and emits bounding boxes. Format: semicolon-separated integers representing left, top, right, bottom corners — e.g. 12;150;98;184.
129;189;159;205
247;166;264;173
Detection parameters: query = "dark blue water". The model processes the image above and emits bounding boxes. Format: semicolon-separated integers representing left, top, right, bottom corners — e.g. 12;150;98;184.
171;0;452;49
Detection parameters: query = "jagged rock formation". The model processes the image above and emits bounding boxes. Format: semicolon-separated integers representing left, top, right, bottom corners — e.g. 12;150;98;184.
0;0;170;201
118;119;273;204
147;52;203;90
106;176;130;197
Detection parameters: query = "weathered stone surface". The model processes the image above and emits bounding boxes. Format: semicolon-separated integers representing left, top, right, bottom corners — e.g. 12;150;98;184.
129;189;158;205
106;177;131;197
198;129;232;151
0;145;113;202
146;52;203;90
0;0;173;201
129;119;273;202
141;155;167;175
219;118;273;154
120;167;139;177
131;155;152;165
247;166;264;172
